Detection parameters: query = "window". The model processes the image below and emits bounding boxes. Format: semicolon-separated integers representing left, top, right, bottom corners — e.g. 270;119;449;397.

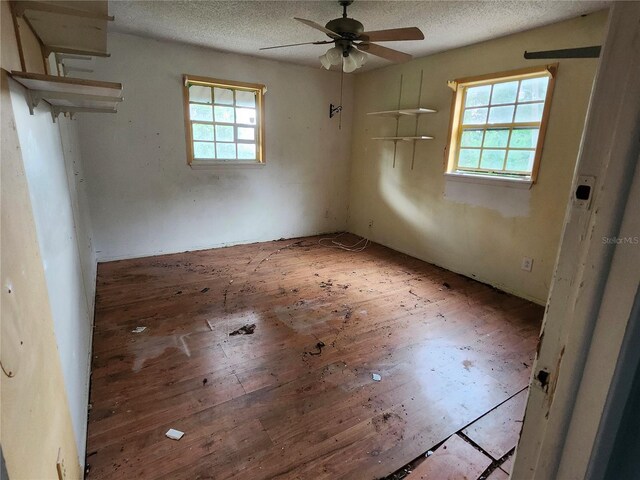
445;65;557;183
183;75;265;165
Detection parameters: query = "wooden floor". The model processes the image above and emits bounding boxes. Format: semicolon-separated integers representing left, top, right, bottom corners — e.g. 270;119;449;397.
86;235;542;479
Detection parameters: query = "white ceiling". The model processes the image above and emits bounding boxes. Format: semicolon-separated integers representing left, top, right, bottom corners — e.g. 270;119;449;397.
108;0;609;72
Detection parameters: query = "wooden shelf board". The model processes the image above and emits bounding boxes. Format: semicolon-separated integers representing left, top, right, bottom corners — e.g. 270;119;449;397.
11;71;122;97
367;107;437;117
15;0;110;55
10;71;123;114
372;136;434;141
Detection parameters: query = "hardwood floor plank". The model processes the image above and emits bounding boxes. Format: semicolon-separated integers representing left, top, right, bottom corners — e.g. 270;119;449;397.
408;434;492;480
462;388;529;460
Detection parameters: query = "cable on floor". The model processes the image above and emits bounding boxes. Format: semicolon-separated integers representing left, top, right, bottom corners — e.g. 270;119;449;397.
318;233;370;252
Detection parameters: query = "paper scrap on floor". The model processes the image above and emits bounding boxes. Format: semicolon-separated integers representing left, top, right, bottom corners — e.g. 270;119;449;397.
132;326;146;333
165;428;184;440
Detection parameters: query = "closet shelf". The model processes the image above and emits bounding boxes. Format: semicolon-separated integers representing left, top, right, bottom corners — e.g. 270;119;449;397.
12;0;112;57
372;136;434;141
367;107;437;117
10;71;123;120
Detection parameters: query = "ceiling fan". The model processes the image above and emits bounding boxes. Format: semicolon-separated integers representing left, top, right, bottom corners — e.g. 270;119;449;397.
259;0;425;73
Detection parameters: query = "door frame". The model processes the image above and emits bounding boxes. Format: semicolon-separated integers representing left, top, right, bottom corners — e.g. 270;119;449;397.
513;3;640;479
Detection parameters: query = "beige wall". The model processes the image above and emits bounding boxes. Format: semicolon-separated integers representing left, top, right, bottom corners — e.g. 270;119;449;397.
0;1;81;477
347;11;608;304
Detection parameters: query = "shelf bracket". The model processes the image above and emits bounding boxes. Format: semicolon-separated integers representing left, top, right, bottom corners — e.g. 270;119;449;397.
24;89;43;115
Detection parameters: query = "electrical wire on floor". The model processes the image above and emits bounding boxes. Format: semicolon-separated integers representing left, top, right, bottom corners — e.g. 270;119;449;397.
318;232;370;252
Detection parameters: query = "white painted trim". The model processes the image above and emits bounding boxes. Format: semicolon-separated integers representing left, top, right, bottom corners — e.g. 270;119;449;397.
513;4;640;479
444;171;532;189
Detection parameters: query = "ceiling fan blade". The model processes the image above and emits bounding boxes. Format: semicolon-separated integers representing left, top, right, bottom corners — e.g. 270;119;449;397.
357;43;412;63
360;27;425;42
260;40;334;51
294;17;341;38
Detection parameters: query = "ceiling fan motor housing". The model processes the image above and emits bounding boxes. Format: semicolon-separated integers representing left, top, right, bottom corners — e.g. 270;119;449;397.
325;17;364;40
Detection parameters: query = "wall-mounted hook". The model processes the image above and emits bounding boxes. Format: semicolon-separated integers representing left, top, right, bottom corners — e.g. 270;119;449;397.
329;103;342;118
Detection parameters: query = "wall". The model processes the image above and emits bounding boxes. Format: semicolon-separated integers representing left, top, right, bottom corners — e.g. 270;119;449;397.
1;0;97;471
0;0;84;477
78;32;354;261
347;11;608;304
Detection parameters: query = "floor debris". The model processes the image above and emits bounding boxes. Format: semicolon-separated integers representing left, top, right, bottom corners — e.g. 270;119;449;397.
229;323;256;336
200;287;210;293
202;378;208;386
372;373;382;382
306;341;326;356
206;320;214;331
165;428;184;440
131;326;146;333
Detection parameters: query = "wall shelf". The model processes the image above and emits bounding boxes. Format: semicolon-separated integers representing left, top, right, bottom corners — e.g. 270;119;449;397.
367;107;437;117
367;71;437;168
13;0;112;57
10;71;123;121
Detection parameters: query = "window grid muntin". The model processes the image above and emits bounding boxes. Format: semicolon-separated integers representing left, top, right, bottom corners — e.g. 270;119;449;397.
187;80;261;161
455;75;548;176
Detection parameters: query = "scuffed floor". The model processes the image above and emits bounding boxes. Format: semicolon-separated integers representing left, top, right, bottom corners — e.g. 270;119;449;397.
86;235;542;479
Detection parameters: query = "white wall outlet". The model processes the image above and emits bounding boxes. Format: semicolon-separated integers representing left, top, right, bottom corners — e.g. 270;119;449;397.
521;257;533;272
56;448;67;480
368;220;373;228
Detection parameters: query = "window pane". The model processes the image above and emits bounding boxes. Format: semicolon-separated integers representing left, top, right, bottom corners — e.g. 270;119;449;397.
193;141;215;159
480;149;506;170
189;104;213;122
491;81;518;105
487;105;515;124
458;149;480;168
192;123;214;141
237;127;255;141
215;125;234;142
483;129;509;148
465;85;491;107
518;76;549;102
510;128;539;149
214;87;234;105
237;143;256;160
463;108;488;125
506;150;535;172
236;108;257;125
216;142;236;159
460;129;483;147
515;102;544;122
189;85;211;104
236;90;256;108
214;106;235;123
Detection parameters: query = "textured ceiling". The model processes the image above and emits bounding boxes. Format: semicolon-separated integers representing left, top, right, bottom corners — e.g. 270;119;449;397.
108;0;609;72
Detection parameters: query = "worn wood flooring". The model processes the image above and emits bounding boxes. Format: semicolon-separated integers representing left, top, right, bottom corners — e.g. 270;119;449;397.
86;235;542;479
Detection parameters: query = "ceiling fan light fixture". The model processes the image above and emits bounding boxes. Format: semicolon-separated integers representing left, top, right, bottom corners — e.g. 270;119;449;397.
351;48;367;68
342;53;358;73
319;53;332;69
325;46;343;65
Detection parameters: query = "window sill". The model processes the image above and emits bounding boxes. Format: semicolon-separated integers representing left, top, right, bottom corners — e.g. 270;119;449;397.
189;160;265;169
444;171;533;189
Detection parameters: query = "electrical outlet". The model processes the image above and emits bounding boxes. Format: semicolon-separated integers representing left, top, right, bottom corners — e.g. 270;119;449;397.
368;220;373;228
521;257;533;272
56;449;67;480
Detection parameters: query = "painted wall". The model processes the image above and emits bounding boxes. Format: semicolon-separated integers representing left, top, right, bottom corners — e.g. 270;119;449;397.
78;32;354;261
0;0;85;477
347;11;608;304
